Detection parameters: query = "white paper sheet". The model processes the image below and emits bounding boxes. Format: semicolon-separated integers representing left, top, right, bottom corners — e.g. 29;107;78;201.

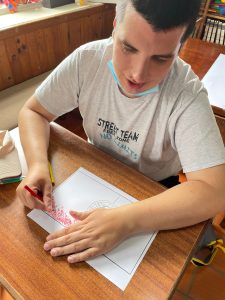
202;54;225;109
28;167;157;290
10;127;28;177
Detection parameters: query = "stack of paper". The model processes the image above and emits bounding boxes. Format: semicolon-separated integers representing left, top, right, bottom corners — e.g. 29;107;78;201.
0;130;22;184
202;54;225;109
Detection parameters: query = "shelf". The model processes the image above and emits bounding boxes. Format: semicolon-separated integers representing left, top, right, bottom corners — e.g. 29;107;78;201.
195;0;225;39
0;2;101;31
207;13;225;22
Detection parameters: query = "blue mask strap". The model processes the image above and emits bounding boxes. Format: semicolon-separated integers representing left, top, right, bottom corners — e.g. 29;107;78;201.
108;60;121;86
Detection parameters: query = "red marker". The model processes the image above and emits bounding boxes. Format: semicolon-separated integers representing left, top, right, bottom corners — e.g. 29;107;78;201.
24;185;44;202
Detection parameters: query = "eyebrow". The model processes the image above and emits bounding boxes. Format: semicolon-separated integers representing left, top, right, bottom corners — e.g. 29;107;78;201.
122;39;175;58
122;40;138;52
153;53;174;59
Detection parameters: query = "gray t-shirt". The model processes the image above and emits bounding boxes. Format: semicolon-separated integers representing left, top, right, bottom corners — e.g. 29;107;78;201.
35;38;225;181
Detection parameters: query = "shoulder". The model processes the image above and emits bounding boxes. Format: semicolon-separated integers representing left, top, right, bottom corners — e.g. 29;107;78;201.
157;56;212;134
160;57;208;113
73;37;113;63
67;38;113;80
78;37;113;52
172;57;206;97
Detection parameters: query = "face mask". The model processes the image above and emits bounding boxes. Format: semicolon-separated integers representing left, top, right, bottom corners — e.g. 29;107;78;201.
107;60;159;98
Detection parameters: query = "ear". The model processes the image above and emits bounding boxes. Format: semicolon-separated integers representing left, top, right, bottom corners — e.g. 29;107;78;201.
113;18;116;29
112;18;116;38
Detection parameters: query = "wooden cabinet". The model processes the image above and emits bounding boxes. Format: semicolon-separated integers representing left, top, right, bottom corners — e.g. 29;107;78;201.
0;4;115;91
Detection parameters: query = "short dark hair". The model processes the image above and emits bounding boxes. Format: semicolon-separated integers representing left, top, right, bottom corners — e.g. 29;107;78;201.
116;0;202;42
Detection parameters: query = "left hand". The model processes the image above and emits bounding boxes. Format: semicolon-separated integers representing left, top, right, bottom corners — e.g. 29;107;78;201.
43;207;130;263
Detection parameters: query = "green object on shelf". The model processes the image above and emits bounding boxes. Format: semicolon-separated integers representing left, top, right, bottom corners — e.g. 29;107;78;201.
212;0;224;4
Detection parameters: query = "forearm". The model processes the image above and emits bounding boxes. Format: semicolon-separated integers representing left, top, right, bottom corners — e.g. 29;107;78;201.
18;107;50;170
17;97;56;209
121;180;225;234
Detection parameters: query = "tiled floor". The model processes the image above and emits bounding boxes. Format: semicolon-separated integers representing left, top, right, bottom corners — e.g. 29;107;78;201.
171;245;225;300
1;109;225;300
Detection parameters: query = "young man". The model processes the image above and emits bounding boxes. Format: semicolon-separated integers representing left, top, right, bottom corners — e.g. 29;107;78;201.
17;0;225;263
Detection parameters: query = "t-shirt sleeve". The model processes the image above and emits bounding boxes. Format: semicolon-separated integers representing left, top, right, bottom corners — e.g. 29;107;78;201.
35;49;81;117
172;90;225;173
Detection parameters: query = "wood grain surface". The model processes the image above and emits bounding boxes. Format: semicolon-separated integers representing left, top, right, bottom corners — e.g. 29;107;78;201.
0;4;115;91
0;123;207;300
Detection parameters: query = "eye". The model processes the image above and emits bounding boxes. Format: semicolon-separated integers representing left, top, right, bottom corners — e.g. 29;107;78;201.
153;56;171;64
121;43;136;53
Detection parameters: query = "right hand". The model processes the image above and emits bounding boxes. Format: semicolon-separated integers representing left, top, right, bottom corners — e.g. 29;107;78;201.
16;163;53;211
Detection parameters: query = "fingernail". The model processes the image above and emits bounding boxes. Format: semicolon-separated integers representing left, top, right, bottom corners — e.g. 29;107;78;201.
68;256;74;263
44;243;50;251
51;249;57;256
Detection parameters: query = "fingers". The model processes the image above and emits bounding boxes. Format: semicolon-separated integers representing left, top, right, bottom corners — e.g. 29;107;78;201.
16;180;52;211
44;230;83;249
47;243;99;263
44;221;99;262
46;239;89;257
43;208;123;263
16;163;54;210
44;236;99;263
46;223;82;241
24;188;46;210
69;210;91;220
68;248;98;263
43;183;53;211
44;229;97;262
17;183;45;210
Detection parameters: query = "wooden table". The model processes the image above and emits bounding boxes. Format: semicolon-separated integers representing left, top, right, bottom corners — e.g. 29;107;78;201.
0;124;207;300
179;38;225;118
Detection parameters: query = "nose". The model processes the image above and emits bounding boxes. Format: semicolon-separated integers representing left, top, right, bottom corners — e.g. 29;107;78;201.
131;58;149;83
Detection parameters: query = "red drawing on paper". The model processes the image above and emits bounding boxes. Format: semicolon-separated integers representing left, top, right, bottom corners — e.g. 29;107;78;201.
47;199;77;227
